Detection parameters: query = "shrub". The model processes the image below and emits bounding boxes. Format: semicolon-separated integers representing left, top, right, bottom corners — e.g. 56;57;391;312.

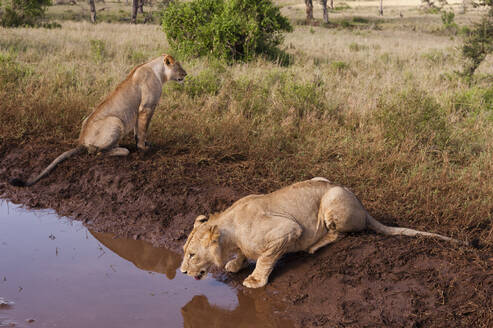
127;49;147;64
279;79;326;120
349;42;368;52
375;88;450;149
441;10;455;27
175;68;223;98
0;52;32;85
331;60;349;71
0;0;51;27
161;0;292;62
451;86;493;116
89;39;107;63
421;49;450;65
352;16;369;24
461;1;493;76
459;25;471;36
441;10;458;33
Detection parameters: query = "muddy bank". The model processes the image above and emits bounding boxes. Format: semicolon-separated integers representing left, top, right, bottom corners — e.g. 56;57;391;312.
1;140;492;327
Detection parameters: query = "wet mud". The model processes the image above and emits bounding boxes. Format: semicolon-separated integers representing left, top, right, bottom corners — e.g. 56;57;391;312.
0;140;492;327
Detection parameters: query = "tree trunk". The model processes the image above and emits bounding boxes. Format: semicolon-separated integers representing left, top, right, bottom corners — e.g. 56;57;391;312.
330;0;334;9
379;0;383;16
305;0;313;22
321;0;328;24
89;0;96;23
131;0;138;23
138;0;144;14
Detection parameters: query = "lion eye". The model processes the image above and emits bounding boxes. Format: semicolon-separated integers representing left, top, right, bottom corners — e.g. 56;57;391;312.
189;253;195;258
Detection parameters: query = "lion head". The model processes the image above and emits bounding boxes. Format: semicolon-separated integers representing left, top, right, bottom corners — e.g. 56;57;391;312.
163;54;187;83
180;215;222;280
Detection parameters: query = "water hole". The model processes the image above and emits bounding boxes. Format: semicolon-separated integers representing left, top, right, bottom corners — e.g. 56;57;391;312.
0;200;293;328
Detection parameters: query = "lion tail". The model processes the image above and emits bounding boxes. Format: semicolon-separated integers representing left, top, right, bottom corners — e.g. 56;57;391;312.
366;214;466;245
9;145;85;187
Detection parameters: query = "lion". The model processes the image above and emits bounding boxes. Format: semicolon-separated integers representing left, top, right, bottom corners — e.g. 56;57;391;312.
180;178;466;288
9;54;187;187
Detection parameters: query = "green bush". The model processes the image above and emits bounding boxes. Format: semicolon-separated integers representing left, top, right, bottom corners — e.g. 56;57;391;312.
349;42;368;52
230;78;270;119
331;60;349;71
279;79;326;120
177;68;223;98
451;86;493;116
89;39;107;63
0;52;32;85
352;16;369;24
161;0;292;62
375;88;450;149
421;49;450;65
461;2;493;76
127;49;147;65
441;10;455;27
1;0;51;27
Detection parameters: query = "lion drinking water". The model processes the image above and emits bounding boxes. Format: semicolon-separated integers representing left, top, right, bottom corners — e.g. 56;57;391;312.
180;178;465;288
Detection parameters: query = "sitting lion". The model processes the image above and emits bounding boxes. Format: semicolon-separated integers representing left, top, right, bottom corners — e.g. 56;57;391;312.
9;54;187;187
180;178;465;288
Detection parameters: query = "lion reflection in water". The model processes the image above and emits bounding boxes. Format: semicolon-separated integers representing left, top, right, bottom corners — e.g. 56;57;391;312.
90;231;181;279
182;292;293;328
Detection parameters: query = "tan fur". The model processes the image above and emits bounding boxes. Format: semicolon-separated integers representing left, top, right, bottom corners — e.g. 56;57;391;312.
80;54;187;152
9;54;187;187
180;178;465;288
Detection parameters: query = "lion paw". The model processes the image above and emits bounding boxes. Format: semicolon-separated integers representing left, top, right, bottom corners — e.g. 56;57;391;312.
225;261;240;273
243;275;267;289
225;258;246;273
307;247;317;254
137;141;150;152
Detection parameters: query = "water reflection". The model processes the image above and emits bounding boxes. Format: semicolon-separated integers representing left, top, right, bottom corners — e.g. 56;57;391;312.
91;231;294;328
182;292;294;328
90;231;181;279
0;200;293;328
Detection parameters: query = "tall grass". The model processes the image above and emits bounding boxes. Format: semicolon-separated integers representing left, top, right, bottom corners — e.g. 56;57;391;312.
0;17;492;246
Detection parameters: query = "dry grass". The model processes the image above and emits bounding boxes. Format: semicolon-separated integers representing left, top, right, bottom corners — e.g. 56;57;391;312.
0;3;492;247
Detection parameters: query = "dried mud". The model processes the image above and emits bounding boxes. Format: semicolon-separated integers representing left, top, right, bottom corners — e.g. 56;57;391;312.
0;140;492;328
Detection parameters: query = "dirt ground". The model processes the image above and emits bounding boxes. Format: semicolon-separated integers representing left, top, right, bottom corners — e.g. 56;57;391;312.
0;139;491;328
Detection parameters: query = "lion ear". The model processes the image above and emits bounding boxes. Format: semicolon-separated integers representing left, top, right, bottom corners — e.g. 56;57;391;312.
209;225;220;244
163;54;175;65
193;215;208;228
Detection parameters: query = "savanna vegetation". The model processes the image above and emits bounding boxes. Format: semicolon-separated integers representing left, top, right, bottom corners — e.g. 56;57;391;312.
0;0;492;250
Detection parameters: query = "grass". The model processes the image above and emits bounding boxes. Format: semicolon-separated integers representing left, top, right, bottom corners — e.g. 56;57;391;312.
0;2;492;247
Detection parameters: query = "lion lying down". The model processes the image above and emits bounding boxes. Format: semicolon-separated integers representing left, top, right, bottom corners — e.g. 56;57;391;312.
180;178;465;288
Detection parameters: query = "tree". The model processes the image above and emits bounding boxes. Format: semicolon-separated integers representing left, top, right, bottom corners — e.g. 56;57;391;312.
462;0;493;76
138;0;144;13
131;0;138;23
162;0;292;62
0;0;51;27
305;0;313;22
89;0;96;23
321;0;328;23
379;0;383;15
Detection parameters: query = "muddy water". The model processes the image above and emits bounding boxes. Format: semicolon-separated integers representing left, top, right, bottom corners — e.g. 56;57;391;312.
0;201;293;328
